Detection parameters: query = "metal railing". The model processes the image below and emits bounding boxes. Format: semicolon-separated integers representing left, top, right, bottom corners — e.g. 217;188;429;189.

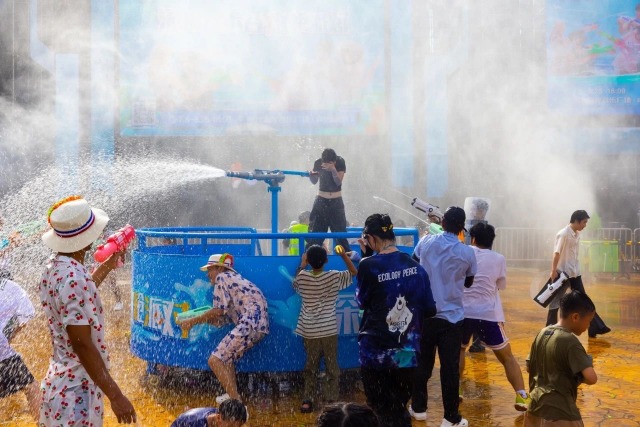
493;228;556;263
494;227;637;271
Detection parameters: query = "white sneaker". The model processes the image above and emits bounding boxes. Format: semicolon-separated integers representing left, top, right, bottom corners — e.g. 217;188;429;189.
440;417;468;427
408;405;427;421
215;393;230;404
114;302;124;311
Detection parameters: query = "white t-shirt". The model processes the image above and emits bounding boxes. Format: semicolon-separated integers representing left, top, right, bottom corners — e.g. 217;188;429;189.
554;225;580;278
463;247;506;322
0;278;35;361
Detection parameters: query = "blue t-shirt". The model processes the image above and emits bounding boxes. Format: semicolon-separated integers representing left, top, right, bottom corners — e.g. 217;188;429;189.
414;231;477;324
356;251;435;369
171;407;217;427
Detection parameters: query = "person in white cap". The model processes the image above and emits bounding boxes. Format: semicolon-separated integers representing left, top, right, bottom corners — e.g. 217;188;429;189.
176;253;269;404
39;195;136;426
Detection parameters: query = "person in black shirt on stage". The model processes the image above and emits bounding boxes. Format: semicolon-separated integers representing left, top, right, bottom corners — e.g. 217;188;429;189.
307;148;350;251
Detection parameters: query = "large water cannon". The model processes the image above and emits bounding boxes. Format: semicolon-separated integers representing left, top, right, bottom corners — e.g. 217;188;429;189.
225;169;310;254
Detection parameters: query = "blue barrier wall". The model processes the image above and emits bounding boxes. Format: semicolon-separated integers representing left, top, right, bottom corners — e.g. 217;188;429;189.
130;227;418;373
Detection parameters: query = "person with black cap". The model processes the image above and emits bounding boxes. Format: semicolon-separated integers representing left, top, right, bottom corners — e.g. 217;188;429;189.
409;206;476;427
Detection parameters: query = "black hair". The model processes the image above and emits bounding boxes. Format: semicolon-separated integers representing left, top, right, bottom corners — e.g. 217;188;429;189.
316;402;381;427
363;213;395;241
469;222;496;249
570;210;590;223
321;148;337;163
307;245;328;269
219;398;248;423
559;290;596;319
442;206;466;234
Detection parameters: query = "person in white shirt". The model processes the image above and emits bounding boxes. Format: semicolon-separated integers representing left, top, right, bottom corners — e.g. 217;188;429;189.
0;275;39;419
459;222;531;412
546;210;610;338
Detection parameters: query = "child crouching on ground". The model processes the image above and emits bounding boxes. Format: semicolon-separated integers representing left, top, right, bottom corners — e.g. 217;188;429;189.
294;244;357;413
525;290;597;427
171;398;248;427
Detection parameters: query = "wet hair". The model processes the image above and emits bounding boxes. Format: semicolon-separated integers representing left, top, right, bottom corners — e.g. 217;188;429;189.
307;245;328;269
559;290;596;319
298;211;311;224
219;398;248;423
442;206;466;234
316;402;381;427
570;210;590;223
469;222;496;249
363;213;395;241
321;148;337;163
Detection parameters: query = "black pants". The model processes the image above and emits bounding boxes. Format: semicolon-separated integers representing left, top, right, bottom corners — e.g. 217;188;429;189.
307;196;351;251
361;366;413;427
545;276;609;336
412;317;464;423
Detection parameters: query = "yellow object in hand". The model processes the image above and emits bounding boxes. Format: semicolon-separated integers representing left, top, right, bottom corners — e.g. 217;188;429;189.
335;245;345;255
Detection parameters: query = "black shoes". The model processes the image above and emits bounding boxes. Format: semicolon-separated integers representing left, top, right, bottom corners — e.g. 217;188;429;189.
588;326;611;338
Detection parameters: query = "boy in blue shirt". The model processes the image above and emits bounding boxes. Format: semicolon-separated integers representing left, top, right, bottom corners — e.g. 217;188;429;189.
171;398;247;427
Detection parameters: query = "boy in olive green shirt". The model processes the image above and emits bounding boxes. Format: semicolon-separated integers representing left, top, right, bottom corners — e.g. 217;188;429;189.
525;290;598;426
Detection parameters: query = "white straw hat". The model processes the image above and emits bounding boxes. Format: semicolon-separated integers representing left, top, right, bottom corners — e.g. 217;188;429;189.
199;253;236;273
42;196;109;253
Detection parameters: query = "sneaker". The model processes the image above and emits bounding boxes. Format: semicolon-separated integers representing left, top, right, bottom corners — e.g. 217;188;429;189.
408;405;427;421
114;302;124;311
440;417;468;427
515;393;531;411
215;393;230;404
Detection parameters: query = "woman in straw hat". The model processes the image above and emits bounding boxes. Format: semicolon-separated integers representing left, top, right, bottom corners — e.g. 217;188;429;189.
39;196;136;426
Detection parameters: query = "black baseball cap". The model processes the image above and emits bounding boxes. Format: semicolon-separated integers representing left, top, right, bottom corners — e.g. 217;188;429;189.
443;206;467;232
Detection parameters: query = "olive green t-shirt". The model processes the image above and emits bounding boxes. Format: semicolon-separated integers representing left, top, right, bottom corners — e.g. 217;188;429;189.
528;325;592;421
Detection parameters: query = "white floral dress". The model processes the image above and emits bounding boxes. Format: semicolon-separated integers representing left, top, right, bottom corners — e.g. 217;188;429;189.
38;255;108;427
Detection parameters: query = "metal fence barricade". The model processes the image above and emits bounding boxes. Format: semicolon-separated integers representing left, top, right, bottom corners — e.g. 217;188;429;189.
494;228;556;265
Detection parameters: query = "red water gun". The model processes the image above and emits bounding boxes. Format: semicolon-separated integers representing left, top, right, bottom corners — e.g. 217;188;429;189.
94;224;136;263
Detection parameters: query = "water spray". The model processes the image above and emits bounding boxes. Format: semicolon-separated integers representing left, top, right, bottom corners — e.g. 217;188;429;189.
372;196;428;224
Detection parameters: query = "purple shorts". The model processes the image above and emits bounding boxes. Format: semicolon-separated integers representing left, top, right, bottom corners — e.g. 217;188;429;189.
461;318;509;350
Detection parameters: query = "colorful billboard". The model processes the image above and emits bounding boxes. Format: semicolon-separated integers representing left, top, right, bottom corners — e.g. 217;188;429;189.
118;0;386;136
547;0;640;114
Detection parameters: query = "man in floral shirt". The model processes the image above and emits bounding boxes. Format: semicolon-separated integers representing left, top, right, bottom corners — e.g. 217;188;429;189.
39;196;136;426
177;253;269;405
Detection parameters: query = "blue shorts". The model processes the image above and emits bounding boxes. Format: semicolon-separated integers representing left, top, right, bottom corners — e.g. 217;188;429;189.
461;318;509;350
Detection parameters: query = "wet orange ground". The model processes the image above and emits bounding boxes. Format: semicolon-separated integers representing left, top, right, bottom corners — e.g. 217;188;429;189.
1;268;639;426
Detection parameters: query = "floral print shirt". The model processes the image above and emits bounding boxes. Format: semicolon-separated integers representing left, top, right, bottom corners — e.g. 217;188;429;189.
39;255;109;388
213;271;269;335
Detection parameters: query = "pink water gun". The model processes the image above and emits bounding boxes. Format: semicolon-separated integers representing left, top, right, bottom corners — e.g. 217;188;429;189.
94;224;136;263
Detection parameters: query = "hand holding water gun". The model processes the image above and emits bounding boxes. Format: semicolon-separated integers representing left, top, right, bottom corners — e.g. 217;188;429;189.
94;224;136;263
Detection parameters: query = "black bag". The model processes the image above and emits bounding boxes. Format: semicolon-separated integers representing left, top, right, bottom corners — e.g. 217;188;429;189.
533;271;569;308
